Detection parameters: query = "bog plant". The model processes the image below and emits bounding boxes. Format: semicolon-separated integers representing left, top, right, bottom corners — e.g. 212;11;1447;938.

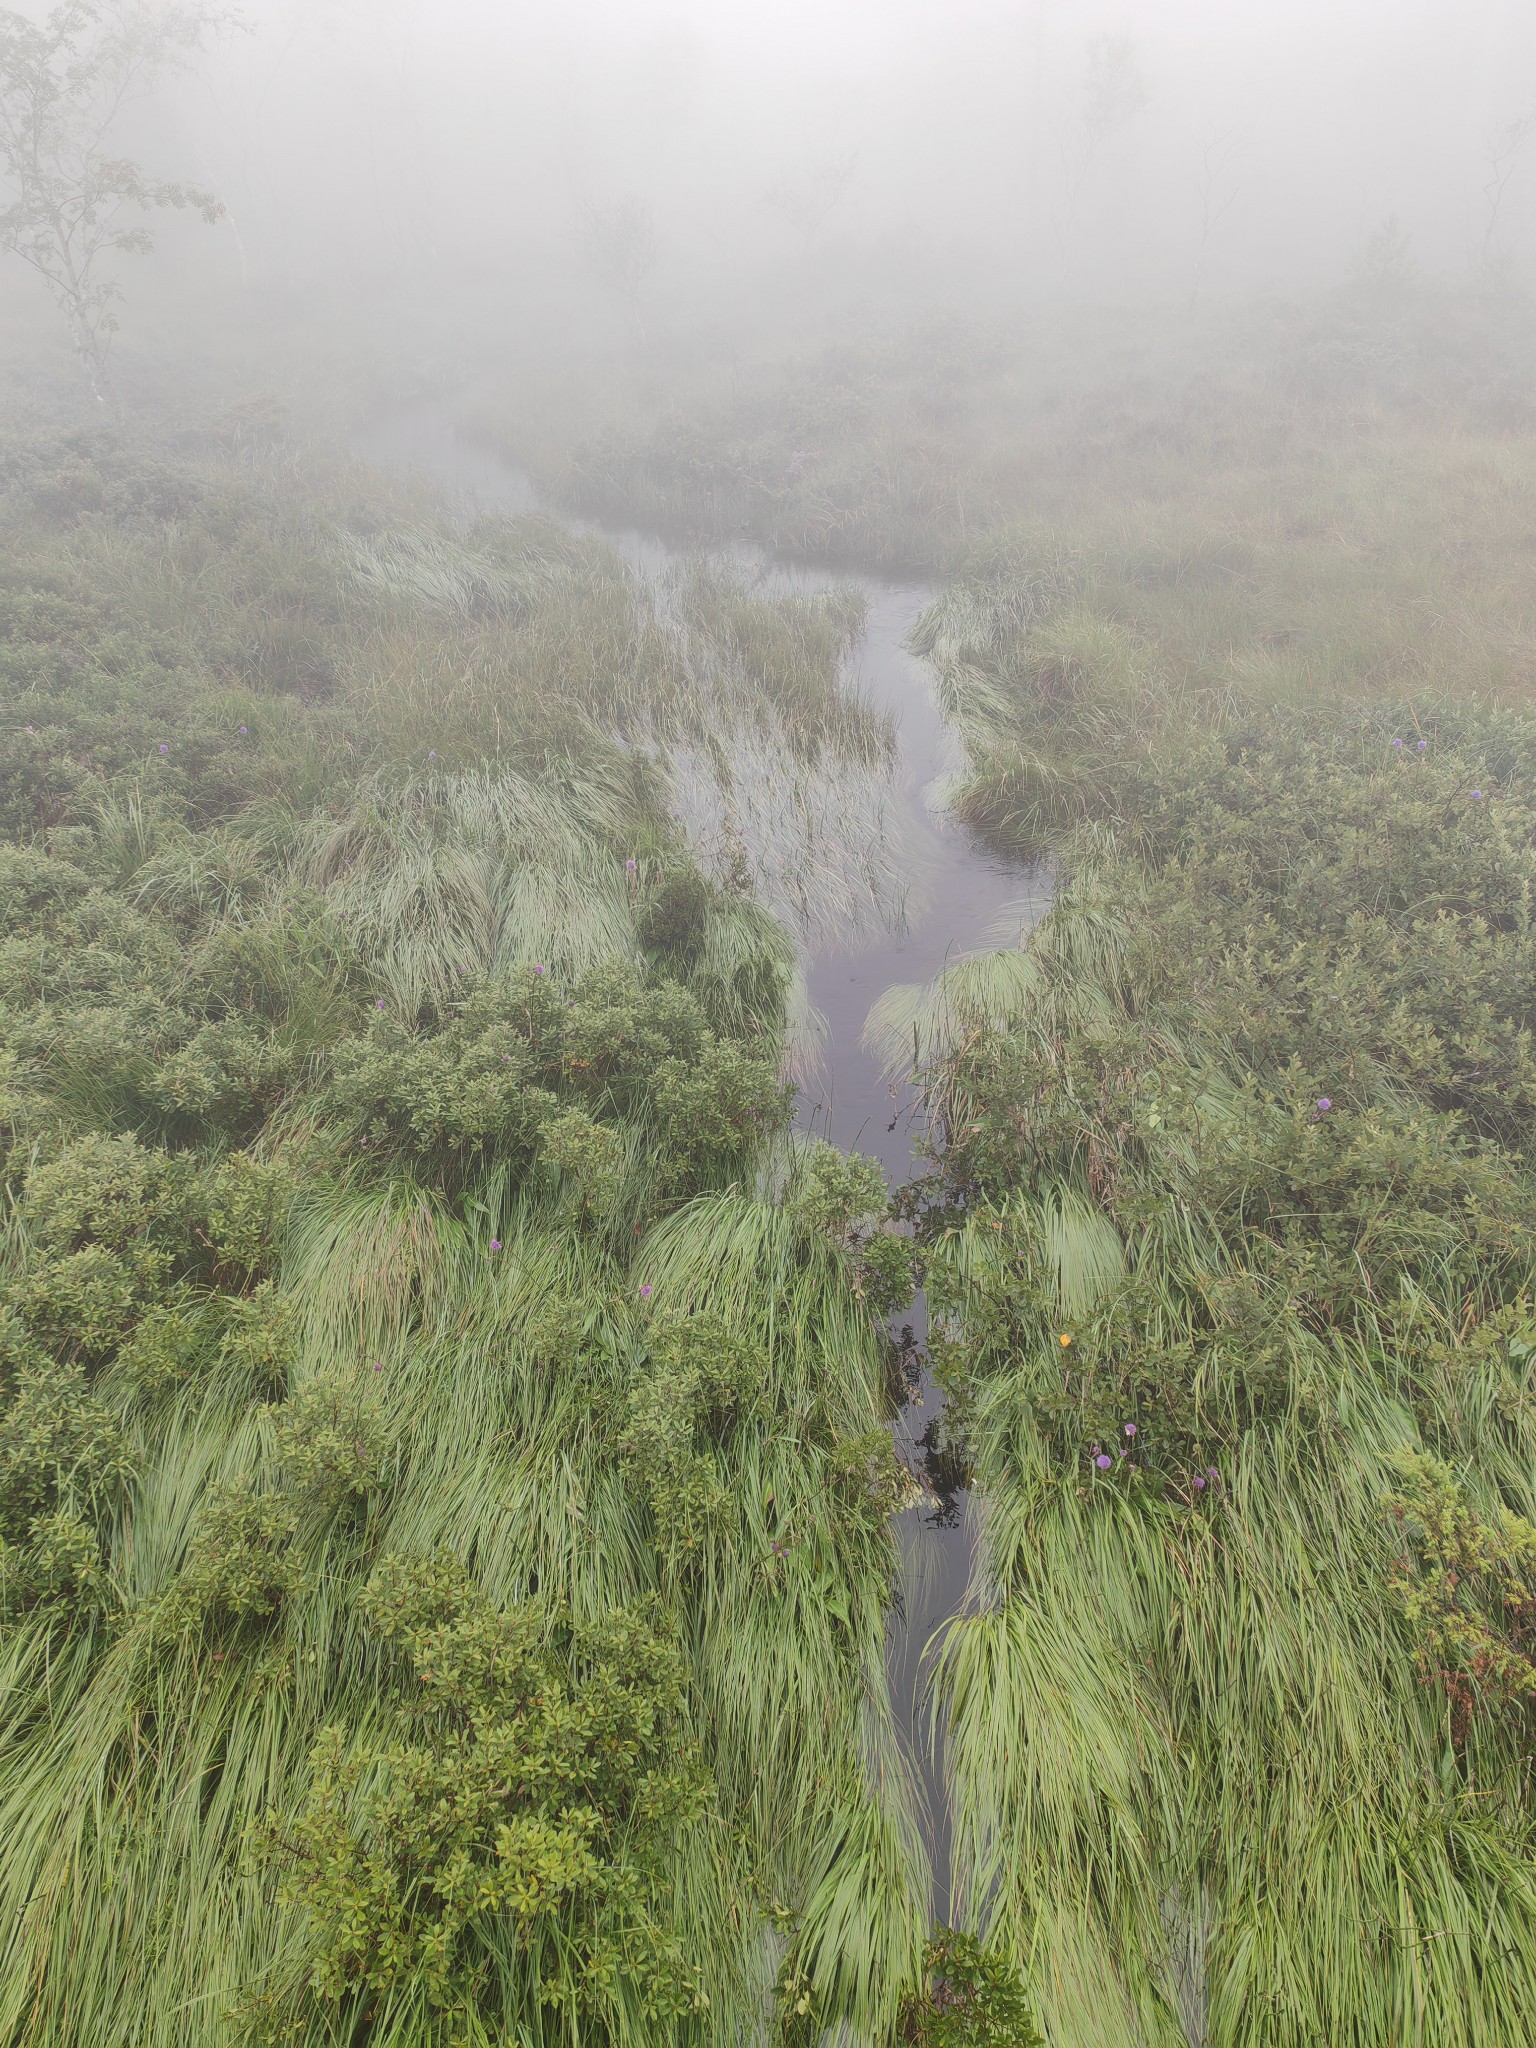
884;679;1536;2041
255;1558;710;2039
0;422;930;2047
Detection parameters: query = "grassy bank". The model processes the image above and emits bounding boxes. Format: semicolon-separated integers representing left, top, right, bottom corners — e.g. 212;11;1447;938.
472;284;1536;2044
8;267;1536;2045
0;415;964;2045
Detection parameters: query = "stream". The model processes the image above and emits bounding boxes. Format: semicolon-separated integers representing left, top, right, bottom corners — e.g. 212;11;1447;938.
359;403;1052;1920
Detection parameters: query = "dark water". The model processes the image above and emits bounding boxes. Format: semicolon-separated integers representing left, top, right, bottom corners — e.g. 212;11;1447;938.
359;405;1051;1919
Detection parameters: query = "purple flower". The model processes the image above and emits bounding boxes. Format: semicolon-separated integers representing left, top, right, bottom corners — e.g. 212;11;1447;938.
1391;737;1402;749
1193;1474;1207;1490
428;750;437;759
534;963;545;975
238;724;248;735
626;858;637;871
1316;1097;1331;1113
158;743;169;754
1124;1422;1137;1438
1471;790;1484;801
489;1238;501;1253
639;1282;652;1299
1094;1453;1113;1470
1416;739;1428;750
375;997;385;1010
372;1360;383;1372
1207;1467;1219;1481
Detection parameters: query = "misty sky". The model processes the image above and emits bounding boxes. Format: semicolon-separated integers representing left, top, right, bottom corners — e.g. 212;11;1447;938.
80;0;1536;328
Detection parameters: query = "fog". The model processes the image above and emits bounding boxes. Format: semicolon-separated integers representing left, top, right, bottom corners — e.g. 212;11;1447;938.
40;0;1523;384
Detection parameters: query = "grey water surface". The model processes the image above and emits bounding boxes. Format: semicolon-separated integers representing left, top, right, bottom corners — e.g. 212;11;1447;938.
359;402;1052;1919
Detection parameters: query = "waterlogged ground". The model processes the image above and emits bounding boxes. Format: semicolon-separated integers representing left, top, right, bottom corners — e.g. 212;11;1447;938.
359;402;1052;1908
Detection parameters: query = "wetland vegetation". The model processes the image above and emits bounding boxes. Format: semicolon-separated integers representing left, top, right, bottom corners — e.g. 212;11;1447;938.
4;2;1536;2044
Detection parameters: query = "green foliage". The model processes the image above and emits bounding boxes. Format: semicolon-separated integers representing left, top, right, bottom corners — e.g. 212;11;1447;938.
265;1555;710;2035
0;1504;106;1610
788;1142;916;1314
268;1372;384;1512
905;707;1536;2040
898;1931;1042;2048
0;422;914;2048
788;1142;888;1239
216;1280;300;1401
0;1354;132;1557
111;1292;221;1400
636;865;712;956
329;959;789;1210
8;1238;151;1361
149;1481;303;1644
537;1103;627;1220
207;1151;299;1280
827;1429;918;1541
22;1129;188;1253
619;1314;763;1554
1387;1449;1536;1740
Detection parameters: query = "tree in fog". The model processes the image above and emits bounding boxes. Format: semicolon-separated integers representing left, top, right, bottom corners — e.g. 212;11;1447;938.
1189;127;1243;306
1480;112;1536;266
576;194;660;342
1349;214;1418;305
0;1;228;403
766;149;858;248
1053;31;1148;272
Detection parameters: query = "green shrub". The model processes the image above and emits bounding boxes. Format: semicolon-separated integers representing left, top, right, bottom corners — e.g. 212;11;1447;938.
897;1931;1042;2048
0;1357;133;1543
619;1315;763;1554
268;1372;384;1512
261;1555;710;2033
1387;1449;1536;1742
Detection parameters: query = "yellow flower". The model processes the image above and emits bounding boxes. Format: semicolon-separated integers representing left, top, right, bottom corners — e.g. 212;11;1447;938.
1059;1332;1073;1348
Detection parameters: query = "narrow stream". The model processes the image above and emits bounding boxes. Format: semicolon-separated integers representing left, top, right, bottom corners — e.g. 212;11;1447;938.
359;404;1052;1920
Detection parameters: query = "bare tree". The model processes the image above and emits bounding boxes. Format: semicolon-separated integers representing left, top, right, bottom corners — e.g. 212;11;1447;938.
0;2;230;404
765;149;858;247
1189;126;1243;307
1053;31;1149;270
576;194;660;342
1480;111;1536;264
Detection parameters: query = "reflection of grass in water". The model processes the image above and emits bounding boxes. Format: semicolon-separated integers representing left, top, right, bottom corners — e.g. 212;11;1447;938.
666;715;915;943
661;558;892;766
659;702;946;1088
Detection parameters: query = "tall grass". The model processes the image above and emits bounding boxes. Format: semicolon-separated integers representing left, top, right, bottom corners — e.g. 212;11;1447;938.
898;798;1536;2044
0;420;934;2043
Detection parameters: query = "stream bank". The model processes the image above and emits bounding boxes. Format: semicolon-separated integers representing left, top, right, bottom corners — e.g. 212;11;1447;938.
359;402;1052;1919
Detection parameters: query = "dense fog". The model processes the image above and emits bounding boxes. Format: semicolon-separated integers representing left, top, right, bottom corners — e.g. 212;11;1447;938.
6;0;1533;376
